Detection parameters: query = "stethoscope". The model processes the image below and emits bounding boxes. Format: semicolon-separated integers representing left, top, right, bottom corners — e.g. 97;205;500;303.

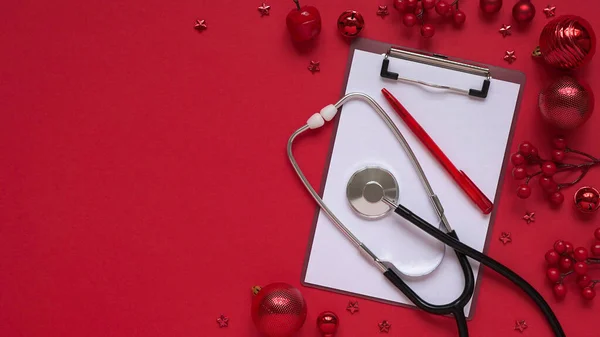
287;92;566;337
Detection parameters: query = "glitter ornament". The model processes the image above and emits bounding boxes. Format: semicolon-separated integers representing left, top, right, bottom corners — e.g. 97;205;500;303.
337;10;365;38
538;15;596;70
251;283;307;337
538;76;594;130
316;312;339;337
574;186;600;213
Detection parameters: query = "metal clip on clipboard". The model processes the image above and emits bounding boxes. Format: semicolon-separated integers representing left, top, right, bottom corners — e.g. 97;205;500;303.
380;47;492;99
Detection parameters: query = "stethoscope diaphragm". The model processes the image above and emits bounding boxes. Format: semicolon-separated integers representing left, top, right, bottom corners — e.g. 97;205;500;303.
346;166;399;220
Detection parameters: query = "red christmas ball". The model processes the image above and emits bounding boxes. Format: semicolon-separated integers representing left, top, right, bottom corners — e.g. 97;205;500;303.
337;10;365;38
512;0;535;23
539;15;597;70
574;186;600;213
286;1;321;42
539;76;594;130
251;283;307;337
316;311;339;337
479;0;502;14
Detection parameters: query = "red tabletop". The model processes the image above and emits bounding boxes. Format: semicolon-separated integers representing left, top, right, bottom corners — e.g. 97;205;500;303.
1;1;599;336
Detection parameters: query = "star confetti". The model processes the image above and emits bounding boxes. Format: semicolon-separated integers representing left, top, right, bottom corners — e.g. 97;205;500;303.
514;320;528;333
194;19;207;32
257;3;271;16
499;24;512;38
543;5;556;18
216;314;229;328
499;232;512;245
378;320;391;333
346;300;359;314
523;211;535;224
504;50;517;64
377;5;389;17
307;60;320;73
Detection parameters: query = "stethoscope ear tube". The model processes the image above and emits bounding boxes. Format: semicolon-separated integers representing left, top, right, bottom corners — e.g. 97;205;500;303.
393;204;566;337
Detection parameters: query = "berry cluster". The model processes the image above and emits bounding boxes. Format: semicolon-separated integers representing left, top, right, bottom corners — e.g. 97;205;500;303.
510;137;600;205
393;0;466;38
544;228;600;301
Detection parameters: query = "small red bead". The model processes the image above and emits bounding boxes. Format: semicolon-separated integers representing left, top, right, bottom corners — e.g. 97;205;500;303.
529;146;539;158
553;283;567;300
512;167;527;180
594;228;600;241
545;249;560;265
453;10;466;26
420;24;435;38
574;262;588;275
582;287;596;300
519;141;533;155
591;242;600;256
511;152;526;166
546;268;561;283
574;247;589;261
423;0;436;9
559;256;573;272
541;161;557;177
552;136;567;150
554;240;566;254
577;275;592;289
435;0;450;15
402;13;417;27
551;150;565;162
516;184;531;199
550;192;564;206
564;242;574;254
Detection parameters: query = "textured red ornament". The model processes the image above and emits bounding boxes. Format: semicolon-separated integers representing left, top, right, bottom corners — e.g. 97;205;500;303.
479;0;502;14
337;10;365;38
512;0;535;23
251;283;308;337
539;15;596;70
574;186;600;213
538;76;595;130
316;312;339;337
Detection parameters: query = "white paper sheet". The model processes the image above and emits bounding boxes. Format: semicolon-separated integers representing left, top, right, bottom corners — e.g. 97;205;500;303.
303;49;521;317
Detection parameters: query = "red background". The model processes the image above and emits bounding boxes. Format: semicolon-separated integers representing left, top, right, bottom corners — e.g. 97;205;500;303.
1;0;600;336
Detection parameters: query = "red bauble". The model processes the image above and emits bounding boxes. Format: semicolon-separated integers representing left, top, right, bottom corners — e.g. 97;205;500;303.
512;0;535;23
574;186;600;213
480;0;502;14
337;10;365;38
286;0;322;42
316;312;339;337
539;76;595;130
539;15;597;70
251;283;307;337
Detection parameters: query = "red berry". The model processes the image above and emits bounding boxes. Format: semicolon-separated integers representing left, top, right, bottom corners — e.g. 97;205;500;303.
394;0;410;12
551;149;565;162
519;141;533;155
544;180;559;194
423;0;436;9
420;24;435;38
541;162;557;177
591;242;600;256
511;152;526;166
553;283;567;299
546;268;561;283
577;275;592;289
574;247;589;261
512;167;527;180
435;0;450;15
574;261;589;275
530;146;539;158
516;184;531;199
403;13;417;26
539;176;552;189
545;249;560;265
552;136;566;150
559;256;573;272
406;0;418;11
554;240;566;254
595;228;600;241
550;192;564;206
564;241;574;253
582;287;596;300
453;9;466;26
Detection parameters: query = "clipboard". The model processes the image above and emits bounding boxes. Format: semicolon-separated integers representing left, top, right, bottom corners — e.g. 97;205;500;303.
300;38;525;318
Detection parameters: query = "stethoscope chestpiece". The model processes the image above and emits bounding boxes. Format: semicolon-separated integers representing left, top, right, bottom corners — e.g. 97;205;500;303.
346;167;399;219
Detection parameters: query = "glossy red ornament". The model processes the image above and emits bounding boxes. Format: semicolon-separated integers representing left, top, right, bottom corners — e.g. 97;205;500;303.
251;283;307;337
512;0;535;23
539;76;594;130
316;311;339;337
539;15;596;70
480;0;502;14
286;0;322;42
574;186;600;213
337;10;365;38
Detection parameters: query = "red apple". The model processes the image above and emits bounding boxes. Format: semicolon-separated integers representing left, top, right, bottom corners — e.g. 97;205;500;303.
286;0;321;42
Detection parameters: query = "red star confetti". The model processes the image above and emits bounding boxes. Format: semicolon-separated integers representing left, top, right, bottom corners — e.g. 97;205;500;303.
216;314;229;328
194;19;207;31
378;320;391;333
499;24;512;37
499;232;512;245
346;300;359;314
543;5;556;18
523;211;535;224
504;50;516;64
257;3;271;16
377;5;389;17
514;320;528;333
307;60;320;73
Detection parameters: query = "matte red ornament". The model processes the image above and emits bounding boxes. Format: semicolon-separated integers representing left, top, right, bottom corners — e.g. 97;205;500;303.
539;15;596;70
286;0;321;42
574;186;600;213
512;0;535;24
539;76;594;130
251;283;308;337
480;0;502;14
337;10;365;38
316;311;339;337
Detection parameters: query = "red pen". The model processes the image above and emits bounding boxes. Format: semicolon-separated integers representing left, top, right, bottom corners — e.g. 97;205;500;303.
381;88;493;215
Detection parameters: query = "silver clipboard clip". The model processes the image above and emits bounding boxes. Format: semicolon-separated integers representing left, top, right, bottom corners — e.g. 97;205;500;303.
380;47;492;99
